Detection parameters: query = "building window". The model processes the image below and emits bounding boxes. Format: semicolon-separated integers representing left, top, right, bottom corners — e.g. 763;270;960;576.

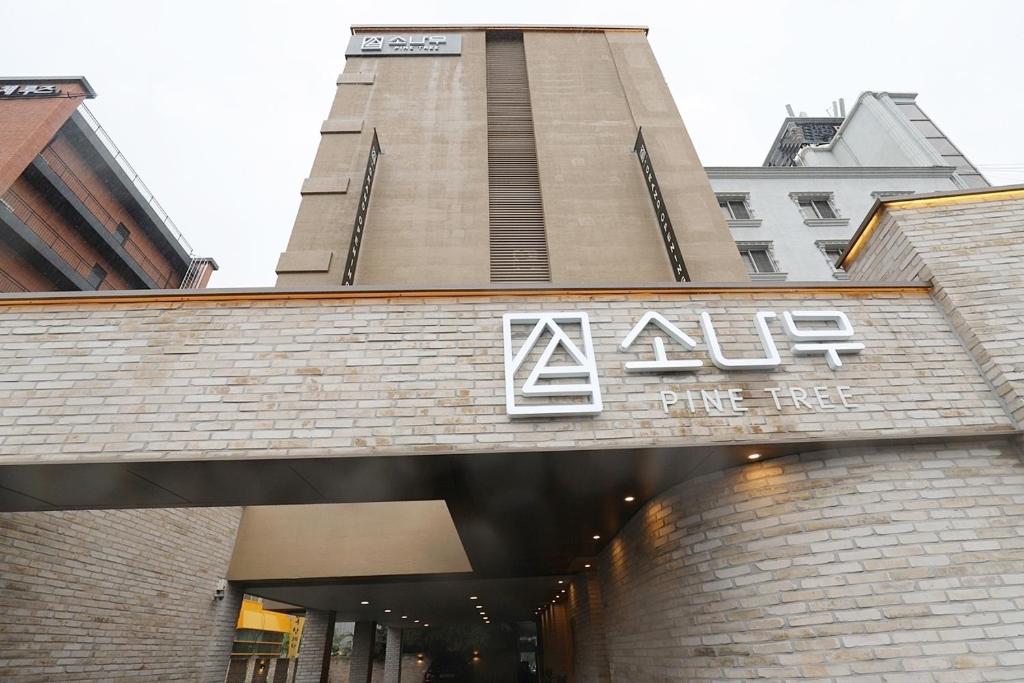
736;242;784;280
797;197;837;219
790;192;847;225
717;195;751;220
87;264;107;288
816;240;850;279
116;223;130;245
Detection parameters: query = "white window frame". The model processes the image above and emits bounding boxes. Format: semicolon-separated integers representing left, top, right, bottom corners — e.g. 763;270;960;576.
789;192;848;226
736;241;786;281
815;240;849;280
716;193;760;227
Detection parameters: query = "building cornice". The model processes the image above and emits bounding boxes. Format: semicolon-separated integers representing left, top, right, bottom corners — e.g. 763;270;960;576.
0;281;932;308
705;165;957;179
840;184;1024;268
350;24;649;34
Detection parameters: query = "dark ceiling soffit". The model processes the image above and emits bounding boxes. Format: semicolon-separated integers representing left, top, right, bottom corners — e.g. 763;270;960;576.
0;76;96;98
0;203;89;290
0;427;1015;513
62;112;192;268
29;159;157;289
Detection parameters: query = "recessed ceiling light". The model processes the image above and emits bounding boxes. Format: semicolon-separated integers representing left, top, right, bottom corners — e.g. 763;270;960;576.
475;605;483;609
748;453;761;460
360;601;369;605
423;623;429;627
557;580;564;585
592;534;601;540
624;495;635;502
584;564;591;568
470;596;478;600
401;616;408;619
384;609;392;613
414;619;420;623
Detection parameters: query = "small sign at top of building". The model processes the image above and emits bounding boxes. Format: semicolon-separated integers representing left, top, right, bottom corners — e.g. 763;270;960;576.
0;84;61;97
345;34;463;57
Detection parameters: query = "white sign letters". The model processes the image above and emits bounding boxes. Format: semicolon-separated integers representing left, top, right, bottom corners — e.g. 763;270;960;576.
502;309;865;418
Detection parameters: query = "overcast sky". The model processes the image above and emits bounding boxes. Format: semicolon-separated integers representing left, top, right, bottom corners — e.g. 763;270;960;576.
2;0;1021;287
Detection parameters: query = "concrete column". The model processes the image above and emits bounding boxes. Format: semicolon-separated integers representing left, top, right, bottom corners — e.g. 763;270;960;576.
349;620;377;683
383;626;403;683
294;609;333;683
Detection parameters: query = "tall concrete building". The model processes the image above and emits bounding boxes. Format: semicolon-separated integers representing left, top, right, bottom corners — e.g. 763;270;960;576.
276;25;747;287
3;26;1024;683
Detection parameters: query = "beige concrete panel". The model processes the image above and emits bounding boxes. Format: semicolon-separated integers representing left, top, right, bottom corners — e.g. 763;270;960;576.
352;31;490;285
227;501;472;580
301;177;351;195
276;250;333;273
338;73;376;85
525;32;673;285
321;118;364;134
606;32;748;282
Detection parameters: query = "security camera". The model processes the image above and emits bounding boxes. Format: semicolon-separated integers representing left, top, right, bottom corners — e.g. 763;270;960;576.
214;578;227;601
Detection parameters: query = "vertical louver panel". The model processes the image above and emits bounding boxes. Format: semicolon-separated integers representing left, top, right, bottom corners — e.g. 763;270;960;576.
486;33;550;282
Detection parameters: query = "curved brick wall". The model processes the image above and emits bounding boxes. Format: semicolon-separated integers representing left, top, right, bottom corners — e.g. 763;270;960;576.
594;439;1024;681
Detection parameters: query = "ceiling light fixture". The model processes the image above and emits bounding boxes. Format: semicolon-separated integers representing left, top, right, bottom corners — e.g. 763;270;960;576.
360;601;369;605
748;453;761;461
592;534;601;540
384;609;392;614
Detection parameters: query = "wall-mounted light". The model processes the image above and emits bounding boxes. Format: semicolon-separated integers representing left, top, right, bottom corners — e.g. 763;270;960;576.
747;453;761;461
214;578;227;601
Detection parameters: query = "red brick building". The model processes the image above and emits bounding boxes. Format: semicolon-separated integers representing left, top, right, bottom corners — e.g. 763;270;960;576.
0;76;215;293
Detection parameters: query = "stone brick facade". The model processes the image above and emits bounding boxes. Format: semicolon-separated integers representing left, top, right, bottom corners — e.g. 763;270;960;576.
294;608;332;683
0;506;242;682
580;439;1024;681
0;286;1010;472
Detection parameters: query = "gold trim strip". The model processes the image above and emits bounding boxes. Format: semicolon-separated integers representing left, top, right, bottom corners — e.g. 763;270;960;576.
0;284;932;308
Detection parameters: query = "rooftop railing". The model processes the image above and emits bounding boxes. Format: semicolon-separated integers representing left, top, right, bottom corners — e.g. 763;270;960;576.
1;190;116;291
77;103;195;257
39;145;181;288
0;266;28;294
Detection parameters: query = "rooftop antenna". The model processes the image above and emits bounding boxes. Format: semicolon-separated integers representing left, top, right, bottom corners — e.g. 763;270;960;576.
839;98;846;116
785;104;795;117
832;100;838;117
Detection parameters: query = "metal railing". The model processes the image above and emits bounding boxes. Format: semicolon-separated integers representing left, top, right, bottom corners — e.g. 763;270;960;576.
0;266;28;293
77;104;195;256
0;190;116;290
39;145;181;288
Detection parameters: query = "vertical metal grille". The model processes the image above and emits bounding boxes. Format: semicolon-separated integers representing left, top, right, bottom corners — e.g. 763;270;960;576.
486;33;550;282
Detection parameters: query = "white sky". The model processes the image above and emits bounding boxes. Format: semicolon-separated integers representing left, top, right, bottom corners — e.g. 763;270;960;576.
2;0;1021;287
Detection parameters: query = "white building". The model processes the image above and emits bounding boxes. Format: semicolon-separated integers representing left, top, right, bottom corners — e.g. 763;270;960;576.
708;92;987;281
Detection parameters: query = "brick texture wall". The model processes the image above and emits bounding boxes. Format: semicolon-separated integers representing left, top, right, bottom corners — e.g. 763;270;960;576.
0;288;1011;470
294;609;331;683
0;506;242;682
590;439;1024;681
849;196;1024;428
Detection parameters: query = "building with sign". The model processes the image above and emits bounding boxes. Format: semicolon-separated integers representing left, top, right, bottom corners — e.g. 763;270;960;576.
2;27;1024;683
0;76;217;292
709;92;988;280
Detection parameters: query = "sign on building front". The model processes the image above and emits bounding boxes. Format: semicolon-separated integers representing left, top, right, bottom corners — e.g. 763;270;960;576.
345;34;462;57
502;308;865;418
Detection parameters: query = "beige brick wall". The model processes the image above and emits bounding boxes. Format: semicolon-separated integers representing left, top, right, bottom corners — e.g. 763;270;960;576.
0;507;242;682
581;438;1024;681
849;196;1024;429
0;288;1010;468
